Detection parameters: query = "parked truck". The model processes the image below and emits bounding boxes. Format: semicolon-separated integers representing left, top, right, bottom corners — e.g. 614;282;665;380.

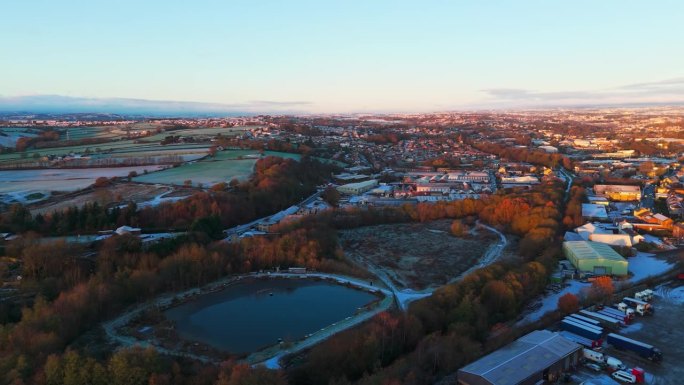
611;303;636;320
606;333;662;362
598;308;632;324
561;331;601;349
579;309;624;328
634;289;654;302
623;297;653;315
561;319;603;342
564;316;603;331
568;313;603;328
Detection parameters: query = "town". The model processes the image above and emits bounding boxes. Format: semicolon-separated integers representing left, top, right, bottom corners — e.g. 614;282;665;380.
0;107;683;385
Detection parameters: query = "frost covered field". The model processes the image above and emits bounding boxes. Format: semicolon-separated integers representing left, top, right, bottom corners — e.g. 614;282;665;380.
133;150;300;187
0;166;165;203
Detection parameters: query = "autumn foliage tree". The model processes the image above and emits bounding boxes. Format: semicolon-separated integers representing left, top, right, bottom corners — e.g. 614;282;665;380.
557;292;580;314
589;276;614;304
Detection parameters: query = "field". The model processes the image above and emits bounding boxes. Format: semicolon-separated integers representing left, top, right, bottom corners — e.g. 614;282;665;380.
59;126;118;141
0;166;166;204
133;150;301;187
142;126;250;142
0;127;37;147
340;220;496;290
29;183;196;215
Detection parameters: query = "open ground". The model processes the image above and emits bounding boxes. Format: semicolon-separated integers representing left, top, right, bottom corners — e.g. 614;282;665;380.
340;220;497;290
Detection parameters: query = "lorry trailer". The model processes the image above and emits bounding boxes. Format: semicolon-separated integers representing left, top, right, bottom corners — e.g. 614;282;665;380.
567;313;603;327
579;309;625;328
606;333;662;362
561;319;603;342
597;309;631;324
564;316;604;332
561;331;601;348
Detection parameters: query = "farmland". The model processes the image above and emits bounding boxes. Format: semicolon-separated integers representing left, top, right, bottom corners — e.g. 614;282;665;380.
340;220;496;290
0;165;166;204
133;150;301;187
29;183;197;215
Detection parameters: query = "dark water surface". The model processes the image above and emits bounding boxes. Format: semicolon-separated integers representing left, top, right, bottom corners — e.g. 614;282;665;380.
165;278;376;353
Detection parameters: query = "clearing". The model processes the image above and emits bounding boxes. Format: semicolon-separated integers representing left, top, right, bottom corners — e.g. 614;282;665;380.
340;220;496;290
29;183;196;215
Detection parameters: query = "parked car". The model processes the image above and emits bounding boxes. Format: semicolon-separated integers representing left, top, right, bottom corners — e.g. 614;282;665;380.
611;370;637;383
584;362;603;372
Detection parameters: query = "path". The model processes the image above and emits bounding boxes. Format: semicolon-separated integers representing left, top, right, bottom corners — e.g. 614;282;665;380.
102;272;393;369
448;222;508;283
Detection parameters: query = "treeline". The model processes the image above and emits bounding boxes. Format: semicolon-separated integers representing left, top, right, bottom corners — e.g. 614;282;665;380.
0;156;338;235
1;177;567;384
0;213;355;384
467;138;572;170
289;182;566;385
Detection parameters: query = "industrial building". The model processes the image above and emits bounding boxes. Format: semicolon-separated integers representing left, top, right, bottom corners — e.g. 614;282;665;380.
457;330;582;385
562;240;629;276
336;179;379;195
581;203;609;221
593;184;641;201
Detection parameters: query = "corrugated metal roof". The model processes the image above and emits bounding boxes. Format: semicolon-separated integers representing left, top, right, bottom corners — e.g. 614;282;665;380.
459;330;580;385
563;241;626;262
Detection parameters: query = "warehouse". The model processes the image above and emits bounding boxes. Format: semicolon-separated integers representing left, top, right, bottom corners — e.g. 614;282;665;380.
581;203;609;221
562;240;629;276
458;330;581;385
336;179;378;195
593;184;641;201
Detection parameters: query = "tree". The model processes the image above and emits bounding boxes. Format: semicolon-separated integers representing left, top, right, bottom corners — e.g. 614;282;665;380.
127;171;138;181
93;177;111;188
450;219;467;237
321;186;341;207
557;292;580;314
589;276;614;304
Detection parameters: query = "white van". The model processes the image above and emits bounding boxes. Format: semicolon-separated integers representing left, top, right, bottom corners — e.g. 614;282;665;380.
582;348;605;364
605;356;626;371
611;370;636;383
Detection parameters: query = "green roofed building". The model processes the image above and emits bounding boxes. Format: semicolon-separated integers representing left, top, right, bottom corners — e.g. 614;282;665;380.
563;240;629;276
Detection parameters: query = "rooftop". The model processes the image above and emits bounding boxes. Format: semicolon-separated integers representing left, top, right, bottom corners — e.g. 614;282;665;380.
563;241;627;262
459;330;580;385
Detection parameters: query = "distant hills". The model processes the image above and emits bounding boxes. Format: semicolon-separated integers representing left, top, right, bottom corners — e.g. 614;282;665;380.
0;95;307;118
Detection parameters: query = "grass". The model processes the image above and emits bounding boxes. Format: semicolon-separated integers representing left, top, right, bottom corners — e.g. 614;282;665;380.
133;150;301;187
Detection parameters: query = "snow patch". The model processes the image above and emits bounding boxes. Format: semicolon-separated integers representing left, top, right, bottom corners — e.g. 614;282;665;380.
517;280;590;325
628;252;673;283
620;322;643;334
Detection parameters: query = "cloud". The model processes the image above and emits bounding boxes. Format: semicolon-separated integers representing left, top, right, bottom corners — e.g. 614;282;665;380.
479;77;684;108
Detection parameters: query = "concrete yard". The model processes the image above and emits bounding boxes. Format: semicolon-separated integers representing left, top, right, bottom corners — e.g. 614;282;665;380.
571;282;684;385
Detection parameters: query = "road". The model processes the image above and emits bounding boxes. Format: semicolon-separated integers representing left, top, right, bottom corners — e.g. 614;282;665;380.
222;189;323;240
557;167;574;201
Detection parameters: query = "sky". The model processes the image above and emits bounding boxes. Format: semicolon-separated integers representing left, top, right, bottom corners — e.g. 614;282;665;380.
1;0;684;114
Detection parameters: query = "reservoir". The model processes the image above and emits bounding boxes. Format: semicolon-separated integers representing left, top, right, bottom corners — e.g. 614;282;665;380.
165;277;378;354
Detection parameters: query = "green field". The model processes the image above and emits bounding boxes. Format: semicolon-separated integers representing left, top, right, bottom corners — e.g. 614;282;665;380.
133;150;301;187
142;126;251;142
59;126;118;141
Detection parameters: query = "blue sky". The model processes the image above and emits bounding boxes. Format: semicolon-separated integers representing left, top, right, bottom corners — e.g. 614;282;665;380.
1;0;683;113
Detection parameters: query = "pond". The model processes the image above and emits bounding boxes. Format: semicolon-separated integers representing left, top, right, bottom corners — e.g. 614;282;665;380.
164;277;378;354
